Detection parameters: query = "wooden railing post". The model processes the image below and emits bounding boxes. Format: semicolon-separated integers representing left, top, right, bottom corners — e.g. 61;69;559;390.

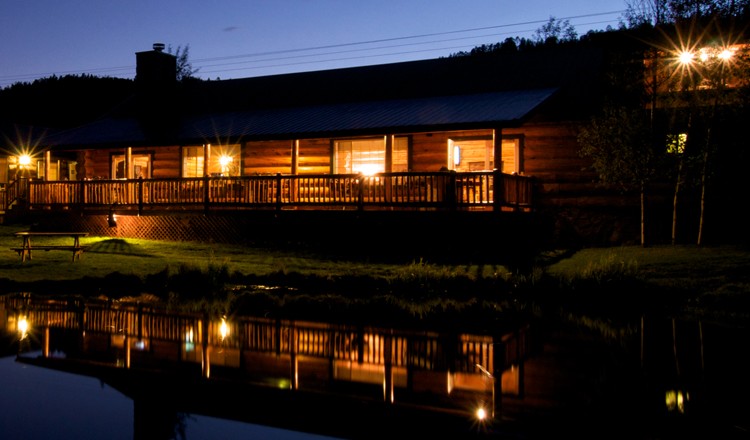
357;174;364;211
447;171;457;210
203;176;210;214
137;178;144;215
493;169;503;212
275;174;283;211
491;335;504;419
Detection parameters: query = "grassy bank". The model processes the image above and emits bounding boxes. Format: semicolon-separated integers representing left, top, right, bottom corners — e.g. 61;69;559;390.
1;224;748;329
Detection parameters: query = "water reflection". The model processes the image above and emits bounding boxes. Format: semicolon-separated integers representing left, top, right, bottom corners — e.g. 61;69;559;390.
1;293;749;439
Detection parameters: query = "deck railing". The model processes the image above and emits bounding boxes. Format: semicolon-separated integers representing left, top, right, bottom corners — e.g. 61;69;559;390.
24;171;534;213
1;177;28;213
2;295;529;375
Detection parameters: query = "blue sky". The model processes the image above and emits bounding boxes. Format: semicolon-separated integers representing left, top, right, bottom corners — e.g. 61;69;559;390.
0;1;627;88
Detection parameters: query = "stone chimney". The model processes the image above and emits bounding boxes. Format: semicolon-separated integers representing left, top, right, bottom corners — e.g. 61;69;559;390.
135;43;177;88
134;43;179;141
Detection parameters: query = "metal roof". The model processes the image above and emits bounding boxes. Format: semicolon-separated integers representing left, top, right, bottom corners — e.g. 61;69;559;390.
45;88;557;148
182;88;558;141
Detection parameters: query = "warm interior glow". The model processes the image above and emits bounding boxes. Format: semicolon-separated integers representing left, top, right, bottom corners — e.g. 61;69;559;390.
356;164;380;176
219;154;233;168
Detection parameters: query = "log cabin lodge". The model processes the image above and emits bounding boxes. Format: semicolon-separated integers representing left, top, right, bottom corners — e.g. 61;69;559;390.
3;29;745;251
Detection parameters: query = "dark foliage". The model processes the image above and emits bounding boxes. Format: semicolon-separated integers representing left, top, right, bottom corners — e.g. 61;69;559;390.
0;74;134;128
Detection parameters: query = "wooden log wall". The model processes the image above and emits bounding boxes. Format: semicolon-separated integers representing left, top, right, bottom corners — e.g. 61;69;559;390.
243;140;293;175
149;146;180;178
297;138;332;174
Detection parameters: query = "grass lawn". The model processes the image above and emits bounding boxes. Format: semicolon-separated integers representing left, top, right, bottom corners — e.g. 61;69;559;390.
2;223;749;289
1;223;748;327
0;223;418;283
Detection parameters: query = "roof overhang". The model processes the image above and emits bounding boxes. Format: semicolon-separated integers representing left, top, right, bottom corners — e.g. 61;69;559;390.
42;88;558;149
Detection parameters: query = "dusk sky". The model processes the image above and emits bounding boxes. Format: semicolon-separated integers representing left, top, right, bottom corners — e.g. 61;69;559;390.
0;1;627;88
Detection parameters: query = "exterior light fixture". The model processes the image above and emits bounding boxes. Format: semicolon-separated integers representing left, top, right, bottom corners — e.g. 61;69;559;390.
678;51;694;65
18;154;31;167
718;49;733;61
475;363;495;420
475;406;488;421
107;202;118;227
454;145;461;166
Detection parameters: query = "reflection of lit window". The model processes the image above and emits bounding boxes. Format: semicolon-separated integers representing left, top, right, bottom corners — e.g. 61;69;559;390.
185;328;195;352
667;133;687;154
665;389;688;413
219;318;229;341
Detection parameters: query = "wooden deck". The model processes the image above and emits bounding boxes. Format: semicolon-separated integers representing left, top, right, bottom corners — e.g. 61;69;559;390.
10;171;534;215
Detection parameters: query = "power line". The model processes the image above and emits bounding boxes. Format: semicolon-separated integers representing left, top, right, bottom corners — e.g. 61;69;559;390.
0;10;625;87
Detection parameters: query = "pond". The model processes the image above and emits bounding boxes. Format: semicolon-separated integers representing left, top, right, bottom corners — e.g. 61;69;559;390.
0;354;341;440
1;293;748;439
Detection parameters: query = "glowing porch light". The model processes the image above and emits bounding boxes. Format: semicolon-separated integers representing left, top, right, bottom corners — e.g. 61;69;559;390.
678;51;695;65
475;406;488;421
718;49;733;61
18;154;32;167
453;145;461;166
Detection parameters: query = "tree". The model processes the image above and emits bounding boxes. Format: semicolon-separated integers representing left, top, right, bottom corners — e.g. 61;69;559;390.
578;107;663;246
625;0;750;26
534;16;578;44
167;44;200;82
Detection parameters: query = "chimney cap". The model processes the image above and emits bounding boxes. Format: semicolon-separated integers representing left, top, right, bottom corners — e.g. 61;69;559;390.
153;43;166;52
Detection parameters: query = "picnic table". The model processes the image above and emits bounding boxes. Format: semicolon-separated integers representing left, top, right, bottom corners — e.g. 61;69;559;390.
11;231;90;262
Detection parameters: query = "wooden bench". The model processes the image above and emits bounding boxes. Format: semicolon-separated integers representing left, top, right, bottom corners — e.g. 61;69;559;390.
11;231;90;262
10;245;90;261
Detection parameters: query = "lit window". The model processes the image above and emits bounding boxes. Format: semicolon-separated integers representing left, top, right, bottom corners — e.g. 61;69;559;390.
448;137;520;173
112;154;151;179
335;139;384;175
182;146;204;178
182;144;241;177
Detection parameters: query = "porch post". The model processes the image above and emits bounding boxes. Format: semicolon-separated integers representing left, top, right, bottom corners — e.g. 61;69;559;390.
491;335;504;419
384;135;393;202
492;128;503;212
291;140;299;175
203;144;211;177
126;147;133;179
203;144;211;213
384;135;393;172
44;151;52;180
